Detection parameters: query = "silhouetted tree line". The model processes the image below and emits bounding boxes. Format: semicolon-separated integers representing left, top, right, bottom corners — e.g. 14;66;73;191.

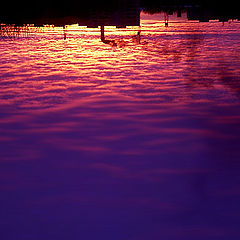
141;0;239;22
0;0;239;25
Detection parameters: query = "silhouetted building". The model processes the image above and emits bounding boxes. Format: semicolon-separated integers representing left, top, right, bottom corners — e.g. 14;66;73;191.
84;0;140;27
0;0;140;27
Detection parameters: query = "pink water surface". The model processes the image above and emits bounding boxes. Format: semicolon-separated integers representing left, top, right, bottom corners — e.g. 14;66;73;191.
0;13;240;240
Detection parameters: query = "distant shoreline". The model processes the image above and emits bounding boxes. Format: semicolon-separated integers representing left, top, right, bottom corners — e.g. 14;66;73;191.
0;0;239;26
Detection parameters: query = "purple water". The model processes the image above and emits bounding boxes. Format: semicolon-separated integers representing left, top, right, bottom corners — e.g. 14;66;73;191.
0;13;240;240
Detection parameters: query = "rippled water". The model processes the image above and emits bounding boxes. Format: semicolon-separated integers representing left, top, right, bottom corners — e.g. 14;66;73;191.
1;13;240;240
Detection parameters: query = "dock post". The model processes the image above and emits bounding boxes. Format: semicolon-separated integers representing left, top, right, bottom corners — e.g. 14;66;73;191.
101;25;105;41
63;26;67;40
164;13;169;27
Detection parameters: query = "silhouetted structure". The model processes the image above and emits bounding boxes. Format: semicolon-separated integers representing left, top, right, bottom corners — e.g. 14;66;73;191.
0;0;140;27
186;6;239;22
1;0;239;27
141;0;240;22
86;0;140;28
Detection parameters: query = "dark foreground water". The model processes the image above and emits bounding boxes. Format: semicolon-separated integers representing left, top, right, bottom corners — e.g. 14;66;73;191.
0;13;240;240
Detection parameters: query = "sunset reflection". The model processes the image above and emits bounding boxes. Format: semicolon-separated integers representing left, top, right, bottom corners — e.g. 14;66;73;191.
1;9;240;240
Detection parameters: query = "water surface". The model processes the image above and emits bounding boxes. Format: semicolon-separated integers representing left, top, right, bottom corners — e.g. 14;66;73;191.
0;13;240;240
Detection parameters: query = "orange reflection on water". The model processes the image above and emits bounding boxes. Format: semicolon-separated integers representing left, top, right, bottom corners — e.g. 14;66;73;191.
0;13;240;213
1;18;240;129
